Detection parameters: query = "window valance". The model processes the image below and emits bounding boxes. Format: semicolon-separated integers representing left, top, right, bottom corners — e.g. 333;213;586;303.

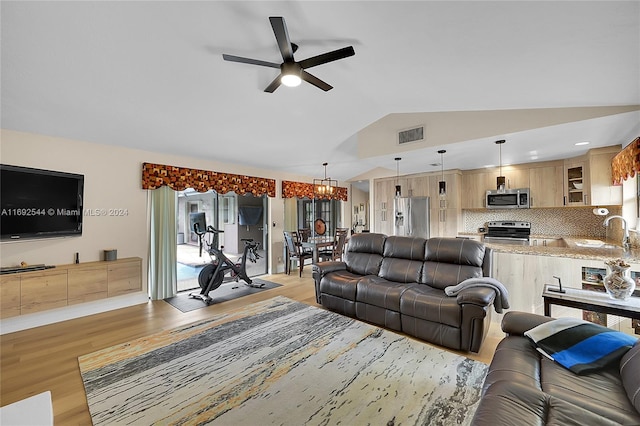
142;162;276;197
611;137;640;185
282;180;348;201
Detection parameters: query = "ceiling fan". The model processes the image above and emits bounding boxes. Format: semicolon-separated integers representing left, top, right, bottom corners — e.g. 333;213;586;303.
222;16;355;93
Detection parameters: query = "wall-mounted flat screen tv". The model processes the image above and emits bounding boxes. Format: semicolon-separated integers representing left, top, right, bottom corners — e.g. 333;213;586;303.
1;164;84;241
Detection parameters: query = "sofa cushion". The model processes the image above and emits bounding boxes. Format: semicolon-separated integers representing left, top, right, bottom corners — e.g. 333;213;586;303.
382;236;426;260
344;233;385;276
399;285;461;327
525;318;638;375
540;353;640;424
421;238;485;289
379;257;423;283
473;381;622;426
356;276;417;311
620;341;640;413
318;270;364;301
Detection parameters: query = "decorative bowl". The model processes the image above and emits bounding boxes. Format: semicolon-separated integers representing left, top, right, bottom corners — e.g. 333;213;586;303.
573;183;583;190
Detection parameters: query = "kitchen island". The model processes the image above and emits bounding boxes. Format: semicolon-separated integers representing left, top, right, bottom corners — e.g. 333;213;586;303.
484;237;640;337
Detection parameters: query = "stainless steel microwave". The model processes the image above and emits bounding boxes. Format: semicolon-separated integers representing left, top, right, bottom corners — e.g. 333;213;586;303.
486;188;530;209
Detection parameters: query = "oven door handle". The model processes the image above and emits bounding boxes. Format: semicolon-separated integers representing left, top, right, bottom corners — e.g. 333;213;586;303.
484;236;530;242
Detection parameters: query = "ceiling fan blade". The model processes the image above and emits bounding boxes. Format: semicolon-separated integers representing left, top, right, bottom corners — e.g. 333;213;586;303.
301;71;333;91
264;74;282;93
222;54;281;69
298;46;355;69
269;17;295;62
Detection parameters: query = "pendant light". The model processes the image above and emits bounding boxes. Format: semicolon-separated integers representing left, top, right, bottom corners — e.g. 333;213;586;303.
438;150;447;196
313;162;337;195
394;157;402;197
496;140;506;191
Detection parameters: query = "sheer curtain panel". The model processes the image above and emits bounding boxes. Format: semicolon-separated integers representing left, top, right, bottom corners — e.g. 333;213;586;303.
148;186;177;299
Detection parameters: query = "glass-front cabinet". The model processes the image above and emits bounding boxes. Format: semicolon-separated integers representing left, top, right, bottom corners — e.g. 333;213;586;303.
564;161;589;206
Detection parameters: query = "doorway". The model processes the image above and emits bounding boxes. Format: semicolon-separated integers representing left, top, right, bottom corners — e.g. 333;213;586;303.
176;190;268;292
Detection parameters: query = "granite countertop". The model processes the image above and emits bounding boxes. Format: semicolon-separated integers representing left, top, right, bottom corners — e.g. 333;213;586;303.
484;236;640;263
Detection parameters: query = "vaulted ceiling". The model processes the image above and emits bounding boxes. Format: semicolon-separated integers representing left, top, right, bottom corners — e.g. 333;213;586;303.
2;1;639;186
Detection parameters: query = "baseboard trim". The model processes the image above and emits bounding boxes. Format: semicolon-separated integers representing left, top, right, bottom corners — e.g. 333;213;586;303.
0;293;149;335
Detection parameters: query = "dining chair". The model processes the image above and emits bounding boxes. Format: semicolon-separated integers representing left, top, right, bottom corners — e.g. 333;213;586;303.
298;228;311;242
319;227;349;262
283;231;313;277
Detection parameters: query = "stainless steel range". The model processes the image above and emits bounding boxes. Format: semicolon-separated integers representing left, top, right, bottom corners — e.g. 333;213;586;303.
484;221;531;245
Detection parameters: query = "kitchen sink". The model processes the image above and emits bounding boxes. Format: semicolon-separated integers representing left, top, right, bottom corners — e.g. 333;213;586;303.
529;238;568;248
574;239;620;249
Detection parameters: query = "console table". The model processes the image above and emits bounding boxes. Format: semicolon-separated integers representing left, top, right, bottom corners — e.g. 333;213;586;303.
542;284;640;320
0;257;142;318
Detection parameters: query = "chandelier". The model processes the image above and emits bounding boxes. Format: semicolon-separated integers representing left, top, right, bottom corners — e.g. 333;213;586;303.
314;162;337;195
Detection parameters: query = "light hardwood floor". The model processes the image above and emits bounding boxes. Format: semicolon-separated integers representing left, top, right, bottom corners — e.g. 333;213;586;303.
0;272;502;425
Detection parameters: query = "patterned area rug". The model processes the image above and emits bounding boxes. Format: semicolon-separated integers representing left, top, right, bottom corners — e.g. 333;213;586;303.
165;279;282;312
78;296;488;425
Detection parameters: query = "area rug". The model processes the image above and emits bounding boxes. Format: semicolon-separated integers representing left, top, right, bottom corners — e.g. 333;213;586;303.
164;278;282;312
79;296;488;425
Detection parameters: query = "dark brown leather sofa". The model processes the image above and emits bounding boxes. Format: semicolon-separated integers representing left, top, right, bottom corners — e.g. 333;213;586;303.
472;311;640;425
312;233;496;353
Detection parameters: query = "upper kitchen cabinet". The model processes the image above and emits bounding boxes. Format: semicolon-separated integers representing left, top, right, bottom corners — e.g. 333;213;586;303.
501;166;530;190
529;163;564;207
460;170;493;209
587;146;622;206
428;171;461;209
562;146;622;207
564;159;589;206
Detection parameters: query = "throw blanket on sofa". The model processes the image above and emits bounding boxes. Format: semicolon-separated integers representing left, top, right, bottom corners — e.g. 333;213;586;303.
444;277;510;313
525;317;638;375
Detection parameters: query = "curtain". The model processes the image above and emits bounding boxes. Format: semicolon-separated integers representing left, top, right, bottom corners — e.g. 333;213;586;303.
148;186;177;300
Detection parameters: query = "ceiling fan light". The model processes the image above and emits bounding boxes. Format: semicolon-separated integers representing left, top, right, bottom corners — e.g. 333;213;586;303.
281;62;302;87
281;74;302;87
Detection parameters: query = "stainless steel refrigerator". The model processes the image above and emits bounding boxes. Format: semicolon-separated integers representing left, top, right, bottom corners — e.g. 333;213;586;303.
393;196;430;238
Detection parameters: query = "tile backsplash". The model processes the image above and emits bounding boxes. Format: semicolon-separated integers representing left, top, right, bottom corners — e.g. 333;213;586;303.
463;206;623;239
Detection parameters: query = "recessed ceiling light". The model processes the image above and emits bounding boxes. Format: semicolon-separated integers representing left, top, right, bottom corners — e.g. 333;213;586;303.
575;142;590;146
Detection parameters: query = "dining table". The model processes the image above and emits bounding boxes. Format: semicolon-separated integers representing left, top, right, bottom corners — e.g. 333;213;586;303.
301;236;334;263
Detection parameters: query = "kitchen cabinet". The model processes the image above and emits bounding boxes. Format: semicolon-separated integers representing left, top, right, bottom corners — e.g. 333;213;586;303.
407;176;429;197
461;171;493;209
529;164;564;207
373;171;461;237
501;167;530;190
492;251;639;330
373;179;392;235
564;160;589;206
428;173;461;209
588;146;622;206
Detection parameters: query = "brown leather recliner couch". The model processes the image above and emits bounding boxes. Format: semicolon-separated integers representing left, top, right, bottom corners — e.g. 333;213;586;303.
472;311;640;425
312;233;496;353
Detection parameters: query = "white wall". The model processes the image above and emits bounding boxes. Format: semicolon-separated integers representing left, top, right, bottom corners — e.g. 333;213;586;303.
0;129;323;329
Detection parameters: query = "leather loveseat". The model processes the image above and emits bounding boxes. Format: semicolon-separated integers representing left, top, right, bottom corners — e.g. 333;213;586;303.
472;311;640;425
312;233;496;353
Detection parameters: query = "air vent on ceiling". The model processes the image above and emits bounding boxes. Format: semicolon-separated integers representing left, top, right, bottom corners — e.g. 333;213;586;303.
398;126;424;145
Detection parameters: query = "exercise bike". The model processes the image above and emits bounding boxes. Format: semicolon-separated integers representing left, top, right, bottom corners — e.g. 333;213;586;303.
189;223;264;305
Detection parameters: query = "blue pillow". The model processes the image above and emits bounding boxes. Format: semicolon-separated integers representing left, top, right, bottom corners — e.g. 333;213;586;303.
525;317;639;375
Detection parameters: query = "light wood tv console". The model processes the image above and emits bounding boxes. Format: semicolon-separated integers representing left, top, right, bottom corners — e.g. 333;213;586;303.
0;257;142;318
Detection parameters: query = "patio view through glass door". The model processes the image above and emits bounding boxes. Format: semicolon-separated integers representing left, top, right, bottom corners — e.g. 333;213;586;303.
176;190;268;292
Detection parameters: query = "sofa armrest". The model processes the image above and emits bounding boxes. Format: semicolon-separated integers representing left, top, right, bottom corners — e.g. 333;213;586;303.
312;261;347;279
455;287;496;307
500;311;554;336
312;261;347;304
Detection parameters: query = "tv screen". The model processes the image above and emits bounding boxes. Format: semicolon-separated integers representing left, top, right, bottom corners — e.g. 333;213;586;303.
1;164;84;241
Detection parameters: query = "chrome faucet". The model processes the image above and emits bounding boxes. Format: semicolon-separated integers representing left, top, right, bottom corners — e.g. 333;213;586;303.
603;215;630;250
